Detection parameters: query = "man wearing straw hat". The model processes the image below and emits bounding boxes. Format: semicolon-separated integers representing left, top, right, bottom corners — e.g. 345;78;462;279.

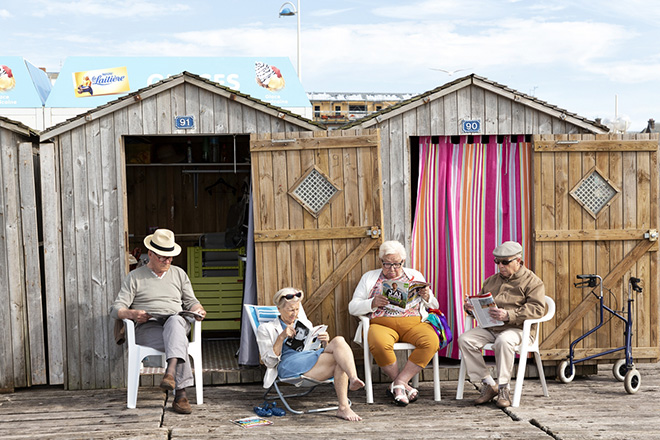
110;229;206;414
458;241;545;408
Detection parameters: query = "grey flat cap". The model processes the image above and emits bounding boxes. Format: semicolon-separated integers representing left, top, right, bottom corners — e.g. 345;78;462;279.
493;241;523;258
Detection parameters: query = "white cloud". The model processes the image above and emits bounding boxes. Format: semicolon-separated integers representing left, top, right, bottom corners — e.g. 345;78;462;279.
309;8;354;17
0;9;11;18
30;0;190;18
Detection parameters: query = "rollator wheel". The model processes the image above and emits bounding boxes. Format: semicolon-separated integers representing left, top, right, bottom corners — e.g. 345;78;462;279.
558;360;575;383
624;369;641;394
613;359;628;382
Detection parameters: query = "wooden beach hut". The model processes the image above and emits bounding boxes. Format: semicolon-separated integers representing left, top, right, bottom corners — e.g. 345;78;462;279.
35;72;329;390
0;116;44;392
341;74;659;367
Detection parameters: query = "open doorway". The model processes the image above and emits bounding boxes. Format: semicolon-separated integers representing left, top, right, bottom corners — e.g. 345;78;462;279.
124;134;251;339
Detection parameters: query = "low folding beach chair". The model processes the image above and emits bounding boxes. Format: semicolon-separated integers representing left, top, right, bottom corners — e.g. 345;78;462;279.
244;304;347;414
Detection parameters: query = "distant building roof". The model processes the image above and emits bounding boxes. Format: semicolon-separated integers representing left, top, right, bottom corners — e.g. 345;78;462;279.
307;92;415;102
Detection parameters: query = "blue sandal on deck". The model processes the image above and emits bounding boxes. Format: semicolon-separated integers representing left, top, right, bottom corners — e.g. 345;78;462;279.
253;402;272;417
269;402;286;416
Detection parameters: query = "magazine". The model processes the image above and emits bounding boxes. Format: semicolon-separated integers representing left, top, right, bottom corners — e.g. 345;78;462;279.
284;320;328;352
467;292;504;328
148;310;204;323
231;416;273;428
382;280;428;312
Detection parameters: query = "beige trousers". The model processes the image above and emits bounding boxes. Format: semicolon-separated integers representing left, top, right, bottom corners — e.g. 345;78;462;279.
457;326;524;385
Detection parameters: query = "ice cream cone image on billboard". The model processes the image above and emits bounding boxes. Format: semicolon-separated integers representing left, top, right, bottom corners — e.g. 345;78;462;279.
0;65;16;92
73;66;130;98
255;62;285;91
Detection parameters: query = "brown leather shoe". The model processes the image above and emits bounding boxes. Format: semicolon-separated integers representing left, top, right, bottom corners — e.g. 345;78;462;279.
159;374;175;391
496;386;511;408
474;384;498;405
172;396;192;414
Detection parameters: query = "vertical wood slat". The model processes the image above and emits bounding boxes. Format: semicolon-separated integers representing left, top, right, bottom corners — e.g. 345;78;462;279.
0;130;17;391
40;143;66;385
18;143;47;385
2;139;28;388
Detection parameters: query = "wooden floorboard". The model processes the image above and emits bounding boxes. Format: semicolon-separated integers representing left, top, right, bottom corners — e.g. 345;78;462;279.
1;363;659;439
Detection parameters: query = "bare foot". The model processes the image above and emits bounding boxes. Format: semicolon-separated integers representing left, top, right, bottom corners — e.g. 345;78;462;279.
336;407;362;421
349;377;365;391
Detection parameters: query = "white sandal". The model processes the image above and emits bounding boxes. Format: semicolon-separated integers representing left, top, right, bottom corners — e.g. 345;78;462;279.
390;383;409;406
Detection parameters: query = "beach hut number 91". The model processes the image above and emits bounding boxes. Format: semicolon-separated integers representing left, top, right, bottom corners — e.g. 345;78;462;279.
461;119;481;134
175;115;195;129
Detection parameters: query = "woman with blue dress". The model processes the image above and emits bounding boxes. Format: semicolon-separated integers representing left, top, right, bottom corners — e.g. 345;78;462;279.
256;287;365;421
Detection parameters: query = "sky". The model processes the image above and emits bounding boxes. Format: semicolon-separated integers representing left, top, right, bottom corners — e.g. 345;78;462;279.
2;0;659;131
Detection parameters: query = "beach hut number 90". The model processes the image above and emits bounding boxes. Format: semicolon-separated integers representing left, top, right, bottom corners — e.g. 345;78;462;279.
461;119;481;133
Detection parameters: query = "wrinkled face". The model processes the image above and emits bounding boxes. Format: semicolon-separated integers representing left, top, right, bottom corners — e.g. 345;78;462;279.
148;250;172;273
381;253;404;279
495;256;521;278
278;300;300;325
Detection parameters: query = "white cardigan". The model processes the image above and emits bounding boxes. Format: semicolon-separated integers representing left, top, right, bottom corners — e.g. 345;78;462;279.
348;268;439;344
256;311;314;389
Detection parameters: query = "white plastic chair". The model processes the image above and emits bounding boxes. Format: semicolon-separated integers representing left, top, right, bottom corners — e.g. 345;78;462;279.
244;304;345;415
359;316;441;403
455;295;555;407
123;318;203;409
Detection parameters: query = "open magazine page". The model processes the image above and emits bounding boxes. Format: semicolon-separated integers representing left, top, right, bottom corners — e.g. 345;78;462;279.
467;292;504;328
284;320;327;352
383;280;428;312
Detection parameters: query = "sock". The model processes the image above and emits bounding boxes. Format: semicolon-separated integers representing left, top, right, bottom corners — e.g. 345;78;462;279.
482;376;496;386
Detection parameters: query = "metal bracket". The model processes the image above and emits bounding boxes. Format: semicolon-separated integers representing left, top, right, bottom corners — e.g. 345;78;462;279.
644;229;658;242
367;227;381;239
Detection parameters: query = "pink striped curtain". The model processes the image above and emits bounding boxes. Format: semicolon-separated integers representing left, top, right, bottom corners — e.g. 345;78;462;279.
411;135;532;359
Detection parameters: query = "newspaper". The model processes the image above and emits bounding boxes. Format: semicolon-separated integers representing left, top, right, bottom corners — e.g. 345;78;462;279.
467;292;504;328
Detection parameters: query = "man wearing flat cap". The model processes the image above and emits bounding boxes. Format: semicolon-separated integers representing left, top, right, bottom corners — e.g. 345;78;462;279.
458;241;545;408
110;229;206;414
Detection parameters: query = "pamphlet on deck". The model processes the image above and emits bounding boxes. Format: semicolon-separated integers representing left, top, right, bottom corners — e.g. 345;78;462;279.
231;416;273;428
285;320;327;352
383;280;428;312
467;292;504;328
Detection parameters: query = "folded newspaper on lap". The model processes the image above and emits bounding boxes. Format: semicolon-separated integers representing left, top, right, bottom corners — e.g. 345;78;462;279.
285;320;328;352
467;292;504;328
383;280;428;312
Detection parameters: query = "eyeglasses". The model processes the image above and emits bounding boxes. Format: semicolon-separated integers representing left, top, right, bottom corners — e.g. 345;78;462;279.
494;258;517;265
382;261;403;269
153;253;173;262
283;291;302;300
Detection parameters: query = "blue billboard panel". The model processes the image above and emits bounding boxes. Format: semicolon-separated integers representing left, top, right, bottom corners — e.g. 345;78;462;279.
0;56;51;107
45;57;310;108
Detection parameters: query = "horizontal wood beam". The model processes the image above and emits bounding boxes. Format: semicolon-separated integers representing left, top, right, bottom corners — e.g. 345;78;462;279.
534;139;658;152
540;346;660;361
535;229;651;242
254;226;380;242
250;135;378;152
540;239;658;350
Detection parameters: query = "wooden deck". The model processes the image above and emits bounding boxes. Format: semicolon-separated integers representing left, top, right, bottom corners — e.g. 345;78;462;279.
1;362;658;439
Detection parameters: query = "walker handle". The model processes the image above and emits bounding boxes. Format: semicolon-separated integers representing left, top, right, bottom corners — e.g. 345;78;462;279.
630;277;642;293
574;274;599;288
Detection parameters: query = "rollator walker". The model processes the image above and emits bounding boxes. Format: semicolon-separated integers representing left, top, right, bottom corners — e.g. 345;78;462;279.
557;274;643;394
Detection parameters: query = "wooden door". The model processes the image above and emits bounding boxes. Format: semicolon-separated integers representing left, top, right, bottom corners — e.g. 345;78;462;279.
250;129;383;339
533;133;659;363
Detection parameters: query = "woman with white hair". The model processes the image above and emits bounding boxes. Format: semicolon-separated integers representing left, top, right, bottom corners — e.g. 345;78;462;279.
256;287;365;421
349;240;439;406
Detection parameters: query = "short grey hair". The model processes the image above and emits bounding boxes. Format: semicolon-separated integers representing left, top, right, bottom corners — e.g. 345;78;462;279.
379;240;407;261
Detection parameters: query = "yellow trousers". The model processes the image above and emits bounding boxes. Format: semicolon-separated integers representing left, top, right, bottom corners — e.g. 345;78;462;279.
368;316;439;368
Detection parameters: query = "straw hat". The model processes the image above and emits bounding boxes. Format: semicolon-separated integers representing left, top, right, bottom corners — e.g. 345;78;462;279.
143;229;181;257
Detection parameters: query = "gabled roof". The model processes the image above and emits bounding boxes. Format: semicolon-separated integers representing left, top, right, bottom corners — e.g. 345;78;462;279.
41;71;325;141
0;115;39;138
341;74;608;134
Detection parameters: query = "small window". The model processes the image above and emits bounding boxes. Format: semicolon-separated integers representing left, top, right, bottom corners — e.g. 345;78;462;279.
314;106;321;117
334;105;341;116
